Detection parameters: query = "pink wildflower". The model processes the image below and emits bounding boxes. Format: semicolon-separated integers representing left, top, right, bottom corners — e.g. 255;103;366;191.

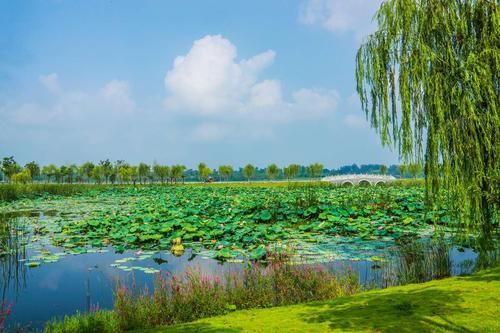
90;302;100;312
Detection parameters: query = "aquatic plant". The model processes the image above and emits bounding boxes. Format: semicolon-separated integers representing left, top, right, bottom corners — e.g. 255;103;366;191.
49;184;449;261
45;252;360;333
0;302;12;329
382;238;453;286
0;183;455;267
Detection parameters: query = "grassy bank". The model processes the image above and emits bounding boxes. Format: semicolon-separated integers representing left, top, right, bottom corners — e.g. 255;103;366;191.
139;267;500;333
43;267;499;333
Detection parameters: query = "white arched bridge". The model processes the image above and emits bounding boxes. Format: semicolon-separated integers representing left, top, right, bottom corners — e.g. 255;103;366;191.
321;174;397;186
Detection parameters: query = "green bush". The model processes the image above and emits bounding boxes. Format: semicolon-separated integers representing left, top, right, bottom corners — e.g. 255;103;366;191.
43;310;119;333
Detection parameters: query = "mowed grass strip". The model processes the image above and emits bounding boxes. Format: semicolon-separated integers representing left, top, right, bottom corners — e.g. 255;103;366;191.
140;267;500;333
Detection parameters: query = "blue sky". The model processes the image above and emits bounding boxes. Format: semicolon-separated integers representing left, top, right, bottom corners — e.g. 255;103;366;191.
0;0;398;168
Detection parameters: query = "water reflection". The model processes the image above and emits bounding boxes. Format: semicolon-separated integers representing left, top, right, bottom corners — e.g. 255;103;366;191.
0;213;28;303
0;211;483;332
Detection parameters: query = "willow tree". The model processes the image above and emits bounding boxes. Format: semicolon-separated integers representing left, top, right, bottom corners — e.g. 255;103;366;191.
356;0;498;242
243;164;256;182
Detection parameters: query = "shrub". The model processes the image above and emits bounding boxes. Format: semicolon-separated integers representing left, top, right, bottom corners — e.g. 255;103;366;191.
43;310;119;333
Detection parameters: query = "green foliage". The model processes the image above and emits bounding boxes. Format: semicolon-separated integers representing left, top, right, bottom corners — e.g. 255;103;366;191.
79;162;95;183
91;165;104;184
1;156;21;181
99;159;114;183
197;163;211;181
265;164;280;180
307;163;324;179
408;163;422;179
41;164;60;183
58;164;78;183
149;267;500;333
284;164;301;180
118;164;136;183
138;163;150;184
218;165;233;181
397;165;407;179
24;161;40;180
0;183;113;201
170;165;186;183
153;164;170;183
356;0;499;240
44;256;359;333
242;164;256;181
12;184;452;260
44;310;119;333
380;165;388;175
11;169;31;184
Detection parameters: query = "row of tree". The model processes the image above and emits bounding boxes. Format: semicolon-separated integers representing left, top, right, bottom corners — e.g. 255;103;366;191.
0;156;423;184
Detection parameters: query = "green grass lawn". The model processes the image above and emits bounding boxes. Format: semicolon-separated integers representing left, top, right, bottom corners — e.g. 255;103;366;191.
139;267;500;333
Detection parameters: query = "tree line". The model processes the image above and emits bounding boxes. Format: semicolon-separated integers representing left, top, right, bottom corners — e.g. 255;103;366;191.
0;156;423;184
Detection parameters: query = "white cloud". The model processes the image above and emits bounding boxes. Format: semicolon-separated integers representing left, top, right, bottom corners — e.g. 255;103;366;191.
191;123;228;142
343;114;369;129
347;93;361;109
250;80;282;108
164;35;275;115
299;0;383;40
8;75;135;126
9;103;45;124
39;73;61;94
164;34;339;132
163;35;341;142
101;80;135;111
292;88;339;117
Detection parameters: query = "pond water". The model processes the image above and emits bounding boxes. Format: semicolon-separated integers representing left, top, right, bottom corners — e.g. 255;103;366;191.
0;207;477;331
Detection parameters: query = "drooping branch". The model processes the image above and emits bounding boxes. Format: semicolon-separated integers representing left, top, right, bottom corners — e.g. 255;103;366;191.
356;0;499;242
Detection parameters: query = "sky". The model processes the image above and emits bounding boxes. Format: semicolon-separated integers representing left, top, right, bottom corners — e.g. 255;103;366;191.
0;0;398;168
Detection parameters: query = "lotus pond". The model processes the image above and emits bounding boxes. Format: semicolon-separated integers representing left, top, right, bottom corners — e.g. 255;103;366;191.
0;184;477;330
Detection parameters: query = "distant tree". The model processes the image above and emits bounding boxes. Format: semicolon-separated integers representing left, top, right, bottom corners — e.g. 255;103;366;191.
130;166;139;185
42;164;59;183
266;164;280;180
11;169;31;184
110;160;126;185
99;159;113;183
24;161;40;182
138;163;150;184
218;165;233;181
117;164;128;183
59;166;68;183
307;163;324;179
397;164;407;179
91;165;104;184
243;164;256;182
109;171;118;184
1;156;21;182
118;164;135;184
64;164;78;183
198;162;212;182
171;165;186;183
380;165;388;175
408;163;422;179
284;164;300;180
79;162;95;183
153;164;170;183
